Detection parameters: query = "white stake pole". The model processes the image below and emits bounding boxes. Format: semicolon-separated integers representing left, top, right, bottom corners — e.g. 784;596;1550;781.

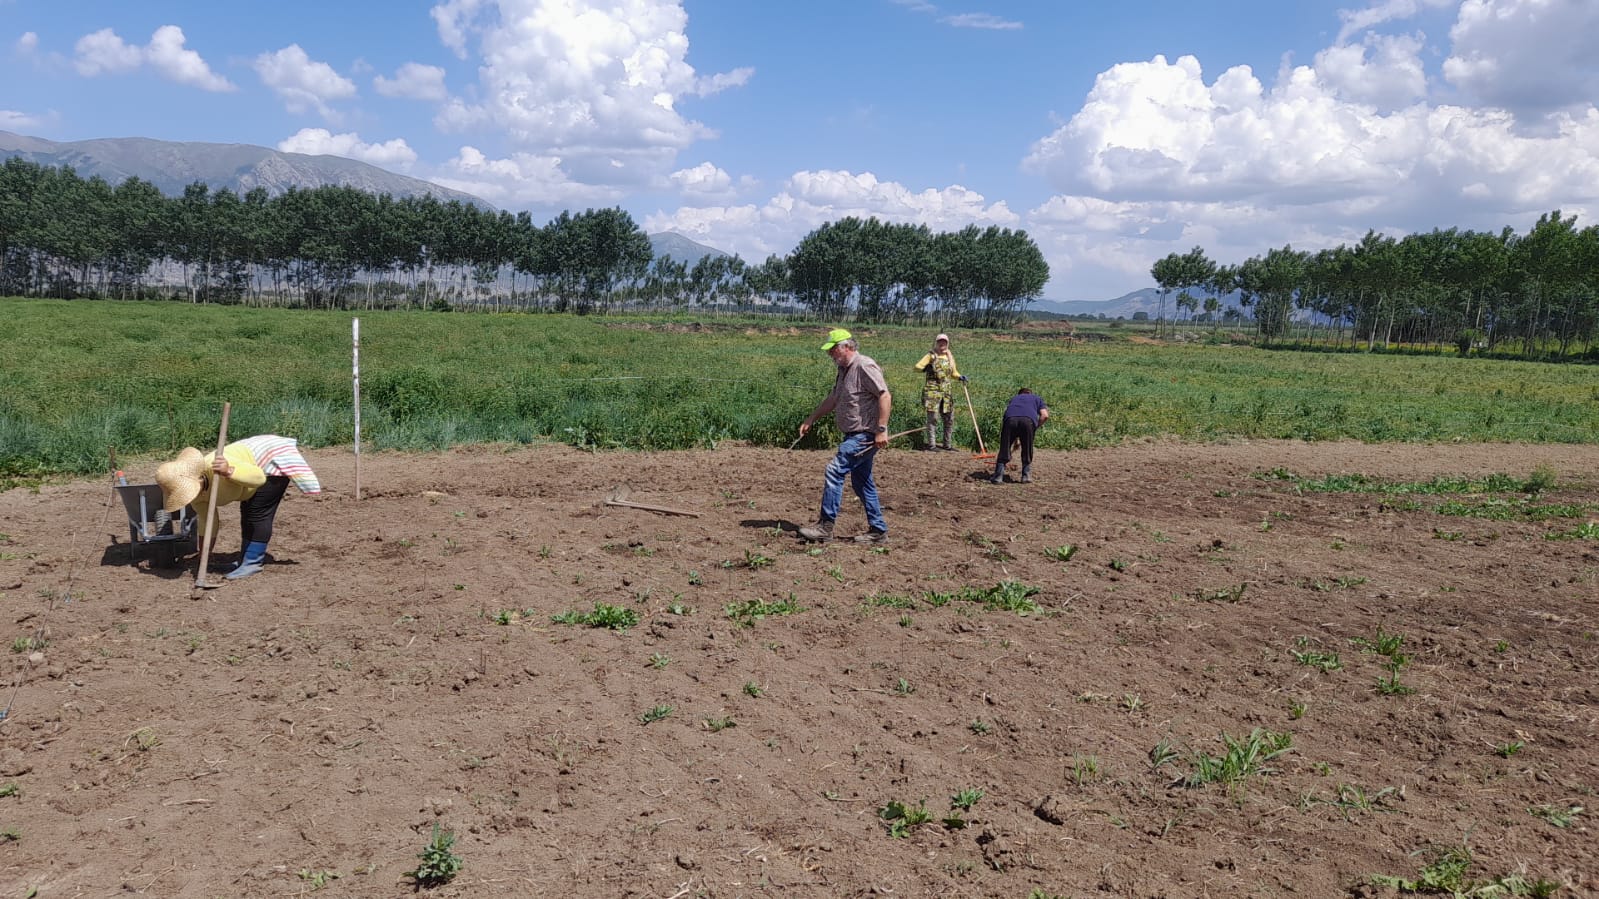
353;317;362;501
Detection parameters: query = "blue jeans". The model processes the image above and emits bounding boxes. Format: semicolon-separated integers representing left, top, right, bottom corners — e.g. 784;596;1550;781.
819;432;887;533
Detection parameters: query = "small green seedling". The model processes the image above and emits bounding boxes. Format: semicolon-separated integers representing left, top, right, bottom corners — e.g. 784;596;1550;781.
703;716;736;733
1044;544;1077;562
648;653;671;670
1495;740;1525;758
742;681;764;698
407;823;462;887
296;869;340;890
878;799;933;838
950;788;984;811
968;719;991;735
639;704;674;725
1528;804;1582;828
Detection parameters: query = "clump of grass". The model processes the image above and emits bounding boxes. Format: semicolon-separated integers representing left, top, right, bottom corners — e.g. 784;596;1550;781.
1528;804;1582;828
1182;729;1293;788
1291;637;1343;671
725;594;804;627
551;602;639;630
703;716;736;733
1195;583;1247;603
922;581;1041;615
638;704;674;725
1367;845;1561;897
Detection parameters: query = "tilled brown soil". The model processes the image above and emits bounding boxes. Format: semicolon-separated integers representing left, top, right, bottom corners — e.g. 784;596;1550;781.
0;441;1595;898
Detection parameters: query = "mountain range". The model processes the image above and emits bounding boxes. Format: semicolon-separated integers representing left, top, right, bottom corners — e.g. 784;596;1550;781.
0;130;488;208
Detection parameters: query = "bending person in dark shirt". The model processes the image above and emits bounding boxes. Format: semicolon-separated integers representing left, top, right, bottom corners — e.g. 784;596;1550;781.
989;388;1049;484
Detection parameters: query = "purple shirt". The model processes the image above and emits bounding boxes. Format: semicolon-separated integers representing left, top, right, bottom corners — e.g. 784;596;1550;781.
1003;392;1048;425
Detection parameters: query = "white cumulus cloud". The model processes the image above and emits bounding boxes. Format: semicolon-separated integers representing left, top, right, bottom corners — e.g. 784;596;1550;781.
1015;3;1599;299
645;169;1019;267
1443;0;1599;117
1336;0;1455;44
72;25;234;91
0;109;54;130
374;62;448;101
668;162;734;198
278;128;419;168
253;44;357;118
426;0;752;189
429;145;620;208
16;32;38;54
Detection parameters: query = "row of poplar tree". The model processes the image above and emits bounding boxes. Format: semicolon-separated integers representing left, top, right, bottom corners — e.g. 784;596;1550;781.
1150;212;1599;358
0;158;1048;327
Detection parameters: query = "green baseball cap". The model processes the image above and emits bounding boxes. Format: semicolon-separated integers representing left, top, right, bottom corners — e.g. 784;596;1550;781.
821;328;852;350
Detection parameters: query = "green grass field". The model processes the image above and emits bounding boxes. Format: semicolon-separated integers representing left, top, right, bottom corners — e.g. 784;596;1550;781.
2;297;1595;483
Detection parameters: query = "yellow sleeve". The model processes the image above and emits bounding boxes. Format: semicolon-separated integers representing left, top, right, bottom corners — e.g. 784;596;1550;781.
913;353;934;371
221;443;267;489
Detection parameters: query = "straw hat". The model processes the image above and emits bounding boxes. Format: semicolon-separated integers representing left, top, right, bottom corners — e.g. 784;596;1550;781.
155;447;208;512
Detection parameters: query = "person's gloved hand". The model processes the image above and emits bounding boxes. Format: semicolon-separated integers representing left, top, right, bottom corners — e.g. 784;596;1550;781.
959;375;969;382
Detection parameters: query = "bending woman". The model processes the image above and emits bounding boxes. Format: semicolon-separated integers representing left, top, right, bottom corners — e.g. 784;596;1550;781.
157;435;322;580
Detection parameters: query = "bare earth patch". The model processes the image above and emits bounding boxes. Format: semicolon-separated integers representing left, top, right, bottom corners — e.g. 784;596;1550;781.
0;441;1594;897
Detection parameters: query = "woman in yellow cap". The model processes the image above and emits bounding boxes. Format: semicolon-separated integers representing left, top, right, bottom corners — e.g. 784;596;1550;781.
913;333;965;450
156;435;321;580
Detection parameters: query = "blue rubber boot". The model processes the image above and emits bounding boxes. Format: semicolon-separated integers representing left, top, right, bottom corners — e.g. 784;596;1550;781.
226;541;269;580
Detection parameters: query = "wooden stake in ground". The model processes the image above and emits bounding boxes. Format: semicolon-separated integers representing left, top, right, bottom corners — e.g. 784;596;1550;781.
193;402;231;592
352;317;362;501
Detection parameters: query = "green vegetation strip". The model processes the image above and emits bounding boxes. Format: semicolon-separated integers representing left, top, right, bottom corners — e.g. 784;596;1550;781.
5;298;1598;483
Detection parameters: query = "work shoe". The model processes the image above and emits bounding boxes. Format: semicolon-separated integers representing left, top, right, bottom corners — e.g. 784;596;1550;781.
939;444;956;451
853;529;888;545
798;519;834;542
920;445;937;452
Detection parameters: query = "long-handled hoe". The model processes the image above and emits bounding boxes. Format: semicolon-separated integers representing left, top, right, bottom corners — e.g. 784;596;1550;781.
961;382;995;461
192;402;230;593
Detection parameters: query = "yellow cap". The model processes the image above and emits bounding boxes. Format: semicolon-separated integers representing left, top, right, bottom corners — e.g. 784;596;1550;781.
821;328;852;350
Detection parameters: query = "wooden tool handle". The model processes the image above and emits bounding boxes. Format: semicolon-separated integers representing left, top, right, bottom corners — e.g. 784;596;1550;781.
194;402;231;588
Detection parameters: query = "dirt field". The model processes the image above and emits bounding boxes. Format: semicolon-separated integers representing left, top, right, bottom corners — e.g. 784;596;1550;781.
0;441;1595;898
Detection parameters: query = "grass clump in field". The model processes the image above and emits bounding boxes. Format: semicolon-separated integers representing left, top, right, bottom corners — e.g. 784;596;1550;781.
551;602;639;630
1367;844;1562;897
1181;728;1293;788
921;581;1042;615
725;594;804;627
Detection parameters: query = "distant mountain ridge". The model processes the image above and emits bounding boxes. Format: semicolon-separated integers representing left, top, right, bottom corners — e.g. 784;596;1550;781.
0;130;491;208
1033;287;1248;319
648;232;730;267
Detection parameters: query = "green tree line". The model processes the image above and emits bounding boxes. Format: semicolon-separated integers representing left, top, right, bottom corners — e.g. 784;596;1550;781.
0;158;1048;326
1150;212;1599;360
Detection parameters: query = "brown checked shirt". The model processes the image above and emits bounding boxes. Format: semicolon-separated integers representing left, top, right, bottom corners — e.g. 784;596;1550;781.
828;353;889;434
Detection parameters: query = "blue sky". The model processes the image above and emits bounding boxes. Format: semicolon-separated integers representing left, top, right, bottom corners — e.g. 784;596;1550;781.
3;0;1597;300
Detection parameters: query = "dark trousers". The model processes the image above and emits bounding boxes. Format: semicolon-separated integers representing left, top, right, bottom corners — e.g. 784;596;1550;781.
996;416;1037;467
240;476;291;547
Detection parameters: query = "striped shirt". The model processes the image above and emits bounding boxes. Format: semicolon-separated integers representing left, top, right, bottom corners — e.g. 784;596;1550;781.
236;435;322;495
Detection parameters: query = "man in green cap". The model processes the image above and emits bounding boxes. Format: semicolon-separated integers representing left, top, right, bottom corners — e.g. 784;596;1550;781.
796;328;892;544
